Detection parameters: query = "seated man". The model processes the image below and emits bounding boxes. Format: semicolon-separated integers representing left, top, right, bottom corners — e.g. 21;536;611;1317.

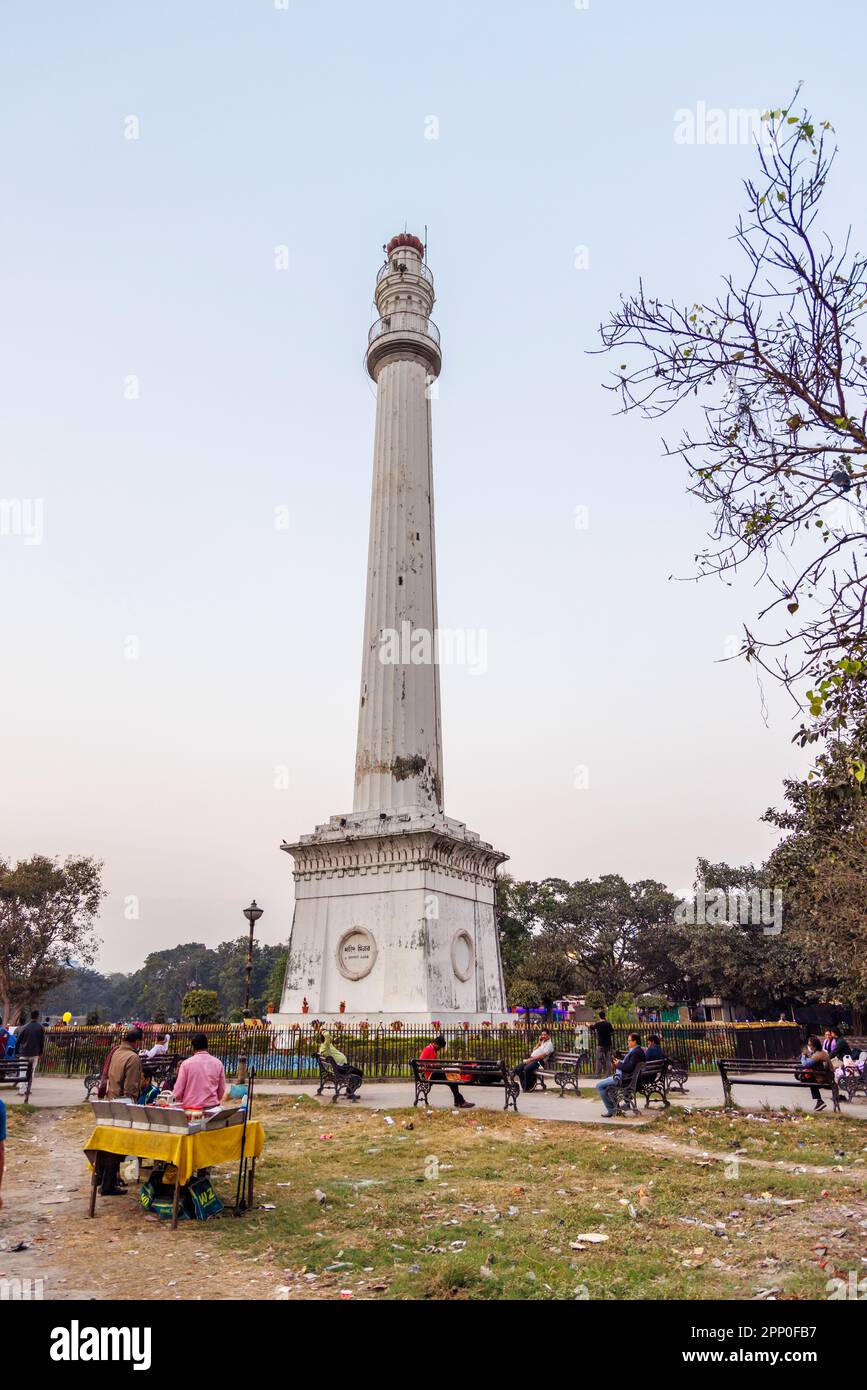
513;1030;554;1092
596;1033;646;1116
172;1032;226;1111
644;1034;664;1062
143;1034;170;1059
318;1032;363;1093
418;1035;474;1109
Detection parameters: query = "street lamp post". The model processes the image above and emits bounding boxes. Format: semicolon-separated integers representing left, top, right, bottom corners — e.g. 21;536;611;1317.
242;900;264;1015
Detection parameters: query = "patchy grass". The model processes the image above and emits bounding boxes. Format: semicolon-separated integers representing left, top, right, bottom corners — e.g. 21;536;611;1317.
210;1095;867;1300
648;1103;867;1168
5;1101;38;1124
7;1095;863;1301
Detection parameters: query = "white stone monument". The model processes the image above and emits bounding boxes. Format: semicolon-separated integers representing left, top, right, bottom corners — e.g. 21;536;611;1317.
274;234;509;1025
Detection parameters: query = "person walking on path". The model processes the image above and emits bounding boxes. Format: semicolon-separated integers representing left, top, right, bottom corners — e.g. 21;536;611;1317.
15;1010;45;1095
418;1036;475;1109
591;1011;614;1077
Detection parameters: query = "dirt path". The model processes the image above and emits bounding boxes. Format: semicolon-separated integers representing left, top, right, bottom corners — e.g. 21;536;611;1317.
611;1126;867;1179
0;1109;288;1301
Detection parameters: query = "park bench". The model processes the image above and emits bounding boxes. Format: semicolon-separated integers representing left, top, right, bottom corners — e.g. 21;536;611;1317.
635;1059;672;1108
83;1052;180;1100
835;1055;867;1104
0;1058;34;1101
315;1055;363;1102
532;1049;590;1096
717;1057;841;1113
666;1058;689;1092
603;1063;643;1116
603;1060;673;1115
410;1057;520;1111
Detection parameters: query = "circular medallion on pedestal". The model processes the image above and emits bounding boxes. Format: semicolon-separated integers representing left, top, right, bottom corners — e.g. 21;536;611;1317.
450;930;475;983
336;927;377;981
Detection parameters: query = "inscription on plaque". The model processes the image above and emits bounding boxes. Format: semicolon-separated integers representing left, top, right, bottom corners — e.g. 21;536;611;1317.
336;927;377;981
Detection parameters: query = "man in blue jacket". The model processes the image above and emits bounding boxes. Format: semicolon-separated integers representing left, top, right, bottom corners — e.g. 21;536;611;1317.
596;1033;645;1116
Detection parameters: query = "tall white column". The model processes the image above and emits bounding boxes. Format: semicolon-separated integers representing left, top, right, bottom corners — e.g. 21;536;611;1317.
354;234;444;814
275;232;510;1026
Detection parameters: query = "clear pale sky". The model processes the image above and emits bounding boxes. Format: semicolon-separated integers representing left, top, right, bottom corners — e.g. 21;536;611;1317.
2;0;865;972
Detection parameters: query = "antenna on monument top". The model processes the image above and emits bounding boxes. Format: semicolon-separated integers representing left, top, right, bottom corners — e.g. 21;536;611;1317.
424;224;428;261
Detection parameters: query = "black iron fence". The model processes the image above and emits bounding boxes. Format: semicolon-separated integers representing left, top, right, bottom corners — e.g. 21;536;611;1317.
39;1020;802;1081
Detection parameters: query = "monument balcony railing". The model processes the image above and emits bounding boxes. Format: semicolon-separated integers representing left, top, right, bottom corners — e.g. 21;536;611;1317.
368;312;440;348
376;259;434;288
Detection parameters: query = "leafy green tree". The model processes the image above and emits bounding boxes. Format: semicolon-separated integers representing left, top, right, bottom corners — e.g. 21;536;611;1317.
495;874;536;993
265;950;287;1011
528;875;682;1001
659;858;815;1013
763;734;867;1008
0;855;104;1024
181;988;221;1023
214;938;285;1016
132;943;217;1020
42;965;116;1020
508;935;578;1018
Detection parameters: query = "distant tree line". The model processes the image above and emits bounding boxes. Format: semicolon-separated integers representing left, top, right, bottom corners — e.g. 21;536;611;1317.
35;937;286;1024
500;736;866;1020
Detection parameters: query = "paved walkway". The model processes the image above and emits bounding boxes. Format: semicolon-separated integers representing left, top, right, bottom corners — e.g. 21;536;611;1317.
11;1073;865;1124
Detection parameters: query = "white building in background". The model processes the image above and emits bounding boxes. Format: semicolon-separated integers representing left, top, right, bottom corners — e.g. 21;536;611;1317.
274;234;510;1026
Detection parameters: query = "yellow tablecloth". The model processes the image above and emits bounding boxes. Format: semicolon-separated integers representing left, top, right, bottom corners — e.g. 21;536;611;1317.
84;1121;265;1186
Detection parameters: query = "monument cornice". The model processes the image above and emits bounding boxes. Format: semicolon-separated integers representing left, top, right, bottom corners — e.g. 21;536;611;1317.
282;826;507;884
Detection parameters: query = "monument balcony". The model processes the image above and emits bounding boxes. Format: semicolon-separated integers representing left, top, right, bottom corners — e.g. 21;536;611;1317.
366;311;442;379
376;259;434;288
368;311;440;348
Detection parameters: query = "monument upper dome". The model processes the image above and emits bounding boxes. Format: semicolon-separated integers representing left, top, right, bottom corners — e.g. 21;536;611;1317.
386;232;425;257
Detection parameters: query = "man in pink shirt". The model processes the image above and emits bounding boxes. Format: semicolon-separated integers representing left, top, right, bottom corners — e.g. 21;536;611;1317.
172;1033;227;1110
